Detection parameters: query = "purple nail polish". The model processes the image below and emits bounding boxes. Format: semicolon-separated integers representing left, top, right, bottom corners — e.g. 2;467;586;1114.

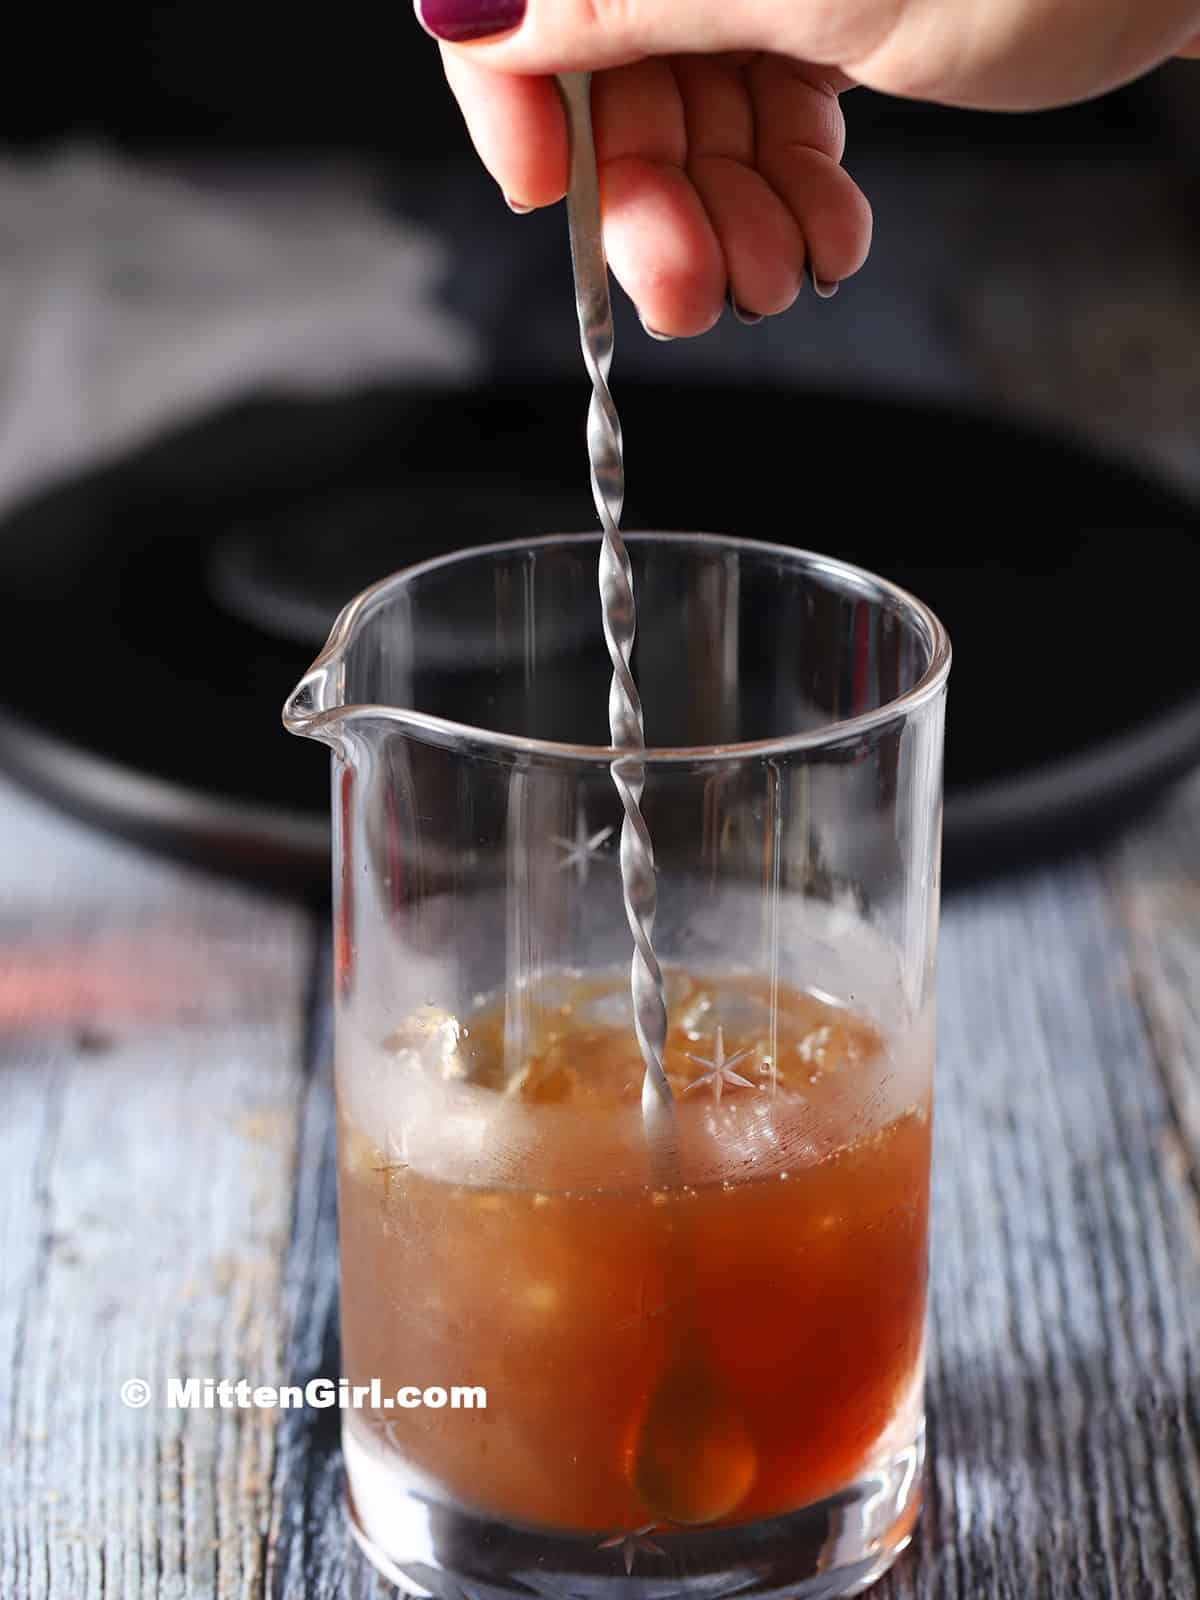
812;275;840;300
417;0;525;42
728;291;764;327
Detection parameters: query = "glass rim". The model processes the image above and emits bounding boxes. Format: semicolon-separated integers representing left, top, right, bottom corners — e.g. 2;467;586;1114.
284;531;952;766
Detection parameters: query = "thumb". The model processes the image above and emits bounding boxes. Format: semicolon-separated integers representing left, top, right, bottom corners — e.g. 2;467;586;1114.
414;0;874;73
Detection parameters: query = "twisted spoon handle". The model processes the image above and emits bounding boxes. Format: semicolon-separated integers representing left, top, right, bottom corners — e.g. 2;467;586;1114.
558;71;674;1135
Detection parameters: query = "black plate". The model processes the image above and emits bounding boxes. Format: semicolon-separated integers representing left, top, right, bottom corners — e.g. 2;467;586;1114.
1;380;1197;892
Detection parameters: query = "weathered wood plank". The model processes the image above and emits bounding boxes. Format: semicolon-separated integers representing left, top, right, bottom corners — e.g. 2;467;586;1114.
262;949;394;1600
0;777;316;1600
265;843;1200;1599
265;951;387;1600
8;768;1200;1599
1109;772;1200;1184
883;853;1200;1600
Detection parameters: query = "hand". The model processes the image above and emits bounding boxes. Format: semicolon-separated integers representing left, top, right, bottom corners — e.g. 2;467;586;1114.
416;0;1200;338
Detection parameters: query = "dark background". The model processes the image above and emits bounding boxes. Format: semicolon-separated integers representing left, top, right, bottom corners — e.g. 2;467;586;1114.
2;6;1190;151
9;13;1193;447
0;16;1197;884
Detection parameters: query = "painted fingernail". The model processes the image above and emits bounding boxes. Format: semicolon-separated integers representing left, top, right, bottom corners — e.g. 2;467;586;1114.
505;195;533;214
728;290;764;327
812;275;840;300
416;0;526;43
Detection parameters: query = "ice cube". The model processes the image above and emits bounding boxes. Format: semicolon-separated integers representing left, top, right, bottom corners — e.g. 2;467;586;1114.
382;1007;466;1079
572;985;634;1027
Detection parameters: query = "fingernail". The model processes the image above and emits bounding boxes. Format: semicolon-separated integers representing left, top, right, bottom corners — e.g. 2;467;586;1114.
812;274;840;300
416;0;526;43
505;195;533;214
641;321;675;343
728;290;763;327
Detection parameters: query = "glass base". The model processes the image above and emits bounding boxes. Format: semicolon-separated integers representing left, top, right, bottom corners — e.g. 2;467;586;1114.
344;1425;924;1600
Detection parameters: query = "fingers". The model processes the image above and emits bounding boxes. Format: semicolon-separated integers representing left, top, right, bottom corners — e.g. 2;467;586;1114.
748;56;847;167
424;0;1200;113
592;55;686;166
441;48;568;207
438;42;871;337
673;54;806;316
601;158;728;337
688;158;806;318
749;57;873;292
416;0;892;75
676;55;869;320
758;147;873;291
588;59;724;335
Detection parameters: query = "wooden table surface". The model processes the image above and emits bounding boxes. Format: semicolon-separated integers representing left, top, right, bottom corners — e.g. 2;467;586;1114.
3;766;1199;1600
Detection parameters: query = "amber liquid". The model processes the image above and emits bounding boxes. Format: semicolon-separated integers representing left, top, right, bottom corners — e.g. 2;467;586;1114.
339;971;930;1536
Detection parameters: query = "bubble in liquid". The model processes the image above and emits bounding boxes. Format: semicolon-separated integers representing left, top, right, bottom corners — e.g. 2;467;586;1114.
797;1026;831;1064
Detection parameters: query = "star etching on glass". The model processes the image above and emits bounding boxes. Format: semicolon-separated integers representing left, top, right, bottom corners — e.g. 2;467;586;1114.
597;1524;664;1574
553;810;614;887
684;1025;755;1104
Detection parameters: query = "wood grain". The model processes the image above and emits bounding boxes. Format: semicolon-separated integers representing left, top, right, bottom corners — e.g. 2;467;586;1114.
264;956;379;1600
882;854;1200;1599
1111;773;1200;1184
0;779;315;1600
6;772;1200;1599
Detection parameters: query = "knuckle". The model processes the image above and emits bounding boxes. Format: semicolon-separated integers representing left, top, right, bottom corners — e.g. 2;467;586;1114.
798;0;908;66
839;0;959;100
859;45;957;102
571;0;639;44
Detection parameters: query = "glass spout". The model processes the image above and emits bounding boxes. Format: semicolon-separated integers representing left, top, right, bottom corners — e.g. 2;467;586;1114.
283;656;345;746
282;577;413;751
